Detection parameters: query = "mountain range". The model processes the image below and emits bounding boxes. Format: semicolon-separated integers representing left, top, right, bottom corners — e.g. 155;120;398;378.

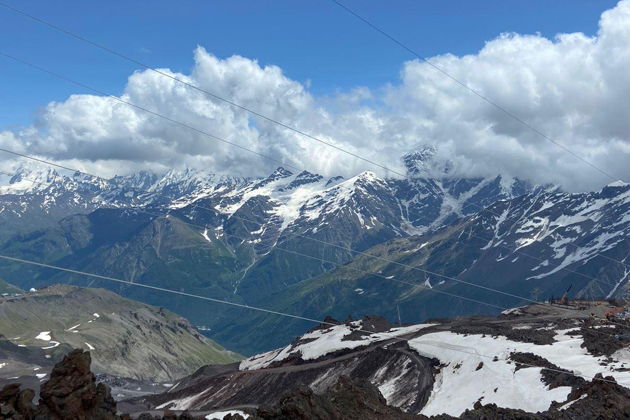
1;149;629;354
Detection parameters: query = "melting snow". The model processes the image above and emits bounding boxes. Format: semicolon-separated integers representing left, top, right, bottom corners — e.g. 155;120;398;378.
35;331;51;341
409;329;630;416
205;411;249;419
84;342;95;351
240;323;435;371
42;341;60;350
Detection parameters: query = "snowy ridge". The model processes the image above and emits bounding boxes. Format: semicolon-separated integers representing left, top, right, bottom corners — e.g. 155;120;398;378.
240;321;434;371
0;149;539;247
468;181;630;293
234;311;630;417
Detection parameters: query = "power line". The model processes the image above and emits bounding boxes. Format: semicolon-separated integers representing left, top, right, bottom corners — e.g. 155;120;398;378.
0;168;507;313
0;253;624;387
2;3;629;281
0;1;405;178
2;18;629;279
0;53;628;321
0;2;627;386
3;145;627;327
330;0;620;182
2;34;628;285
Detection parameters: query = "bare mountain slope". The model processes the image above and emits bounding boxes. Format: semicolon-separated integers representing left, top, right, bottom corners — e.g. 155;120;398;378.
0;285;241;382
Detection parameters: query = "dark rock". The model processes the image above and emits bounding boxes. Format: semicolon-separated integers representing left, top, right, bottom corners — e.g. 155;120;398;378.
37;349;118;419
509;352;586;389
253;375;423;420
0;383;35;419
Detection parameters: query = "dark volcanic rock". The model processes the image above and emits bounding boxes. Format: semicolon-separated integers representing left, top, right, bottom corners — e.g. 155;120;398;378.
569;321;630;357
509;352;586;389
38;349;118;419
433;373;630;419
254;375;422;420
0;383;35;419
0;349;120;419
450;323;557;345
0;349;207;419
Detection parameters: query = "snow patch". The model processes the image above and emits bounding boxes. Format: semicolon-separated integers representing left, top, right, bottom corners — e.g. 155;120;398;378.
35;331;51;341
240;323;435;371
205;411;249;419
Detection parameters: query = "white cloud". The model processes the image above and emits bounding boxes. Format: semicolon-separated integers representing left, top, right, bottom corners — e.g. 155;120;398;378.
3;1;630;190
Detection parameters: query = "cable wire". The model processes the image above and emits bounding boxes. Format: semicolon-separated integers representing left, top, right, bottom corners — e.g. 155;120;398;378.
2;3;630;277
0;53;628;323
0;253;625;387
330;0;619;182
0;0;403;178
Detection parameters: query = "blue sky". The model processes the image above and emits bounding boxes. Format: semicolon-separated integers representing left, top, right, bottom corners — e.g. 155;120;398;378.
0;0;617;128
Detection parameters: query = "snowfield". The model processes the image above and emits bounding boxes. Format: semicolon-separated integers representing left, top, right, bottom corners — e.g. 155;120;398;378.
409;329;630;416
35;331;51;341
240;322;435;371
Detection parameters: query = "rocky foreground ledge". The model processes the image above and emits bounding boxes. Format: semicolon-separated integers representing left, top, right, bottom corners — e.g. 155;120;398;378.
2;347;630;419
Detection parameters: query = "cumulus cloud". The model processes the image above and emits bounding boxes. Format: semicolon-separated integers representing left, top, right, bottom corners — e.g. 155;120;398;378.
3;1;630;190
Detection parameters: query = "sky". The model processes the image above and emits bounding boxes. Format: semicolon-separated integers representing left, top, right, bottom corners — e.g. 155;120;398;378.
0;0;627;191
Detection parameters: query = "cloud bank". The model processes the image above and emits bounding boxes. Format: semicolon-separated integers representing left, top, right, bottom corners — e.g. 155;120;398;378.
3;1;630;191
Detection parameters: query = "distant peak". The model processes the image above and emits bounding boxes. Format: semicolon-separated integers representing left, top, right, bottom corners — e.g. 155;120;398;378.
357;171;378;180
326;175;344;187
403;146;453;178
270;167;293;179
606;180;629;188
600;180;630;198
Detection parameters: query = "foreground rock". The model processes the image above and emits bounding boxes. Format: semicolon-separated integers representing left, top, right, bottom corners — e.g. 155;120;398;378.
1;349;119;419
2;348;629;419
0;350;205;419
248;373;630;420
253;376;419;420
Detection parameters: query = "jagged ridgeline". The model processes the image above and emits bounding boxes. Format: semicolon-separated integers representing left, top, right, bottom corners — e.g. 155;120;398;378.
1;151;629;354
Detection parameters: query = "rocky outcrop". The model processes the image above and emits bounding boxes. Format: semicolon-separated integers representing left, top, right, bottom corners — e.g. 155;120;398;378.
249;373;630;420
253;376;421;420
0;383;35;419
0;349;119;420
38;349;118;419
0;350;208;419
432;373;630;419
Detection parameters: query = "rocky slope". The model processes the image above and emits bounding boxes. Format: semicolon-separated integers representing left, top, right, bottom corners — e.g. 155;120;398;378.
128;303;630;418
1;173;628;356
0;278;21;295
0;150;539;355
3;344;628;419
0;285;240;382
219;179;630;351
